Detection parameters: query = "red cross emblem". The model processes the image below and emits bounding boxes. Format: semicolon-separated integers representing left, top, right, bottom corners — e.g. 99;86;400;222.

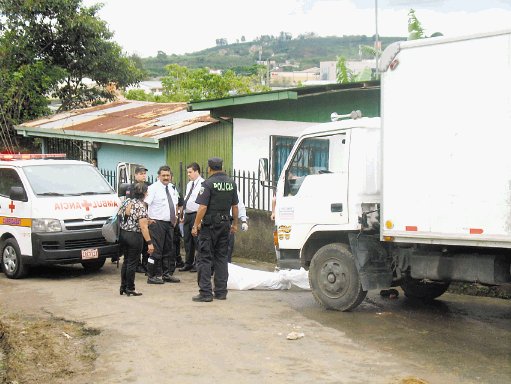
8;201;15;213
81;200;92;211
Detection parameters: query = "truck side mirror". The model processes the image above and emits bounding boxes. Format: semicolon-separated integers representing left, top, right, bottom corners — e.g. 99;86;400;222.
118;183;131;197
10;186;27;202
258;158;269;183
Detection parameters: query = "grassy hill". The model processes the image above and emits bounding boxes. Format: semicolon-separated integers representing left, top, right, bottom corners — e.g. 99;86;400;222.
141;35;404;78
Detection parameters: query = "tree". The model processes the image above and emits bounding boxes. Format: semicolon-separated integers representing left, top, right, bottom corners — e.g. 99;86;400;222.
156;64;269;102
0;0;143;133
408;9;425;40
336;56;354;84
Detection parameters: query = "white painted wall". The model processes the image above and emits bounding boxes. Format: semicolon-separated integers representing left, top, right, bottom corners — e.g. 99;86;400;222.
232;118;314;174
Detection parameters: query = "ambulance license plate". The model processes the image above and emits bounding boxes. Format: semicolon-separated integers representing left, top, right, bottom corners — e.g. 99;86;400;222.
81;248;99;260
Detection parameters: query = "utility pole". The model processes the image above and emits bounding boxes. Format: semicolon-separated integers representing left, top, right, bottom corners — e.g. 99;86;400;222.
375;0;380;77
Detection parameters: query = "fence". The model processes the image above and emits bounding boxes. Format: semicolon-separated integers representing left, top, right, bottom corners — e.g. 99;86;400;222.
100;167;274;212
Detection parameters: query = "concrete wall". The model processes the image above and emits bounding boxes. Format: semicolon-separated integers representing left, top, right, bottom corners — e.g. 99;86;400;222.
232;209;276;263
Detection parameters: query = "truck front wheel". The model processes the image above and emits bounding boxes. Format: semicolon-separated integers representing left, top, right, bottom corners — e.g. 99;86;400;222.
309;243;367;311
1;238;29;279
400;277;450;301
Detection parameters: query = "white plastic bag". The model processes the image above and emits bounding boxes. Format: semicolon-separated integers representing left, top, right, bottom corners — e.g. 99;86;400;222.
227;263;310;290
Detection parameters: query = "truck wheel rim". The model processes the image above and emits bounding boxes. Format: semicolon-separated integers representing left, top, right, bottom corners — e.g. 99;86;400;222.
3;246;17;273
318;258;349;298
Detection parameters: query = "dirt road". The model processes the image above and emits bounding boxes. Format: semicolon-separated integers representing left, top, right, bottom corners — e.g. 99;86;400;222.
1;261;510;384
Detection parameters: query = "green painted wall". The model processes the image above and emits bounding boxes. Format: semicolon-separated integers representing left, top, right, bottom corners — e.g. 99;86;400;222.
165;120;232;194
210;88;380;123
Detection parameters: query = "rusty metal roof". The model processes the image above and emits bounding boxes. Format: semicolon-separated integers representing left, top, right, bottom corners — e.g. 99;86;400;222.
16;100;217;148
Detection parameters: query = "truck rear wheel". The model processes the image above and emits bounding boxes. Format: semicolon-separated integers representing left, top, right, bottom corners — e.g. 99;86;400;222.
1;238;29;279
81;258;106;272
309;243;367;311
400;277;450;301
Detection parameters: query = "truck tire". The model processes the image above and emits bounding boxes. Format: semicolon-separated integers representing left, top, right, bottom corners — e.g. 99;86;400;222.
400;277;450;301
309;243;367;311
81;257;106;272
1;238;29;279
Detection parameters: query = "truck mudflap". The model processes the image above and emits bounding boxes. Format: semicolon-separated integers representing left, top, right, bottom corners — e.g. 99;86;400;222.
348;233;393;291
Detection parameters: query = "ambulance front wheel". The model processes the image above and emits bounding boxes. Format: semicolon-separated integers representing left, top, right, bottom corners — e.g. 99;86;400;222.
1;238;29;279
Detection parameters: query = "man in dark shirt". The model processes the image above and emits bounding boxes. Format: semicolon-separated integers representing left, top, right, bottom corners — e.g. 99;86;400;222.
191;157;239;302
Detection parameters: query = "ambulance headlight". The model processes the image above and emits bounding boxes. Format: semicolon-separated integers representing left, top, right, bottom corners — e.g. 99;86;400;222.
32;219;62;233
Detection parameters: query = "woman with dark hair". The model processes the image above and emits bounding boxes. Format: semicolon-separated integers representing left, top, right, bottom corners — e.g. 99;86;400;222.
119;182;154;296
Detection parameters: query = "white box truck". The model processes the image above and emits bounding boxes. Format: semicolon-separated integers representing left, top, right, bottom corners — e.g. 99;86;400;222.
262;30;511;311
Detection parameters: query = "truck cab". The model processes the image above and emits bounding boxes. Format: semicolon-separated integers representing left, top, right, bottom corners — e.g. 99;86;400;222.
273;117;381;270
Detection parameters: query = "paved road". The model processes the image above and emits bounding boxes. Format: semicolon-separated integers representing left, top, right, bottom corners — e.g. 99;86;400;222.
0;261;509;384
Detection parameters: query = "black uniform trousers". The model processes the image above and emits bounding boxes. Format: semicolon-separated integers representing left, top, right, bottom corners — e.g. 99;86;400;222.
119;229;143;291
196;221;230;298
148;220;175;277
227;233;235;263
183;212;198;267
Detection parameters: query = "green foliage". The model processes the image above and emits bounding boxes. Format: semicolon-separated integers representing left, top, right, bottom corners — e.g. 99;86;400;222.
139;64;270;102
408;9;425;40
0;0;144;119
336;56;354;84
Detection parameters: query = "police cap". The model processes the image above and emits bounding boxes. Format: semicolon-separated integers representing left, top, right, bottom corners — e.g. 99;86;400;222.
208;157;223;171
134;166;148;174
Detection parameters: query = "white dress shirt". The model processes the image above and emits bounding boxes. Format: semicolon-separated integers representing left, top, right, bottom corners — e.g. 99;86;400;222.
146;180;179;221
184;176;204;213
231;198;248;221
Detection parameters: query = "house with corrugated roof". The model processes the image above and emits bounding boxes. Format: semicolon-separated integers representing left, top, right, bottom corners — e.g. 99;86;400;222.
16;81;380;207
14;100;230;192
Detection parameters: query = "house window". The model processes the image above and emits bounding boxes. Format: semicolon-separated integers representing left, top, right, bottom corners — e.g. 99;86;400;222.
270;135;298;181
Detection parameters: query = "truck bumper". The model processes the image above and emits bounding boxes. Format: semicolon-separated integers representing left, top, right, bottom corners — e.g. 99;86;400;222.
29;230;119;265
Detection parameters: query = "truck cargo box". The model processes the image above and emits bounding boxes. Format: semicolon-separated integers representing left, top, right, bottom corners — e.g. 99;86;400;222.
380;30;511;247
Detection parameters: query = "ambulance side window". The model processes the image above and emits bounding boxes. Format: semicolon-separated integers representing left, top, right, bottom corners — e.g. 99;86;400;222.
0;169;24;197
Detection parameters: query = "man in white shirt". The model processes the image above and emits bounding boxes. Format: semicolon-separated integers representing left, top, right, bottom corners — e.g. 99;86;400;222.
179;162;204;272
145;165;180;284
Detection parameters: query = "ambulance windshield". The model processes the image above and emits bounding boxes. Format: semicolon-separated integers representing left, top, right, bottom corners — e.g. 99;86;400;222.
23;164;114;196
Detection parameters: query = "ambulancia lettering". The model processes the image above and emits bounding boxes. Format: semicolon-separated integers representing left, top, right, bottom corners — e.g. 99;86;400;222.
54;200;119;210
213;182;233;191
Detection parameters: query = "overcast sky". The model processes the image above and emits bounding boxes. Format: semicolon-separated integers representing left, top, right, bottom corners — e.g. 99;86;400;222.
82;0;511;57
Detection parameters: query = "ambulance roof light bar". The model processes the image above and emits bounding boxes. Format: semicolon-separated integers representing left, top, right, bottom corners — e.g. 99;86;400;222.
0;153;67;160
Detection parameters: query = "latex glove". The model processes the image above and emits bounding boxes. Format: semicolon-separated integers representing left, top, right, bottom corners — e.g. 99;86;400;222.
241;222;248;232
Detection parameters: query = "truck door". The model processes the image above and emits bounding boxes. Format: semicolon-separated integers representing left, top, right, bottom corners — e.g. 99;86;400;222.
279;131;349;226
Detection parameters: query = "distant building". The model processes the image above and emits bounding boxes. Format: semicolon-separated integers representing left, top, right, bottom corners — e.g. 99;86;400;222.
320;60;376;81
126;80;163;96
270;67;320;86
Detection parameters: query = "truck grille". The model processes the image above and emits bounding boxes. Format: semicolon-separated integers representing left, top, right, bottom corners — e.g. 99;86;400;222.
64;217;109;231
64;238;108;250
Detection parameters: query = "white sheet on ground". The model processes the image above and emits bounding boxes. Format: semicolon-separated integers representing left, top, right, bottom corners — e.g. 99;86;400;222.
227;263;310;290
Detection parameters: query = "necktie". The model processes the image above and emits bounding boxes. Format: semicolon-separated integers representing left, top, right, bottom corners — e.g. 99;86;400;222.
165;185;176;226
183;181;195;211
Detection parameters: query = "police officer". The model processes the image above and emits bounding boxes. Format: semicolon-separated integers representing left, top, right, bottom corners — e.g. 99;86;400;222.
191;157;239;302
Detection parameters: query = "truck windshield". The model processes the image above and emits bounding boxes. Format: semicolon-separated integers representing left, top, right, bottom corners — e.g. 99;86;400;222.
23;164;114;196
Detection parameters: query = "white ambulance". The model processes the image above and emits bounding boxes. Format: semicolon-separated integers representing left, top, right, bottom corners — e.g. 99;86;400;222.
0;154;121;278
